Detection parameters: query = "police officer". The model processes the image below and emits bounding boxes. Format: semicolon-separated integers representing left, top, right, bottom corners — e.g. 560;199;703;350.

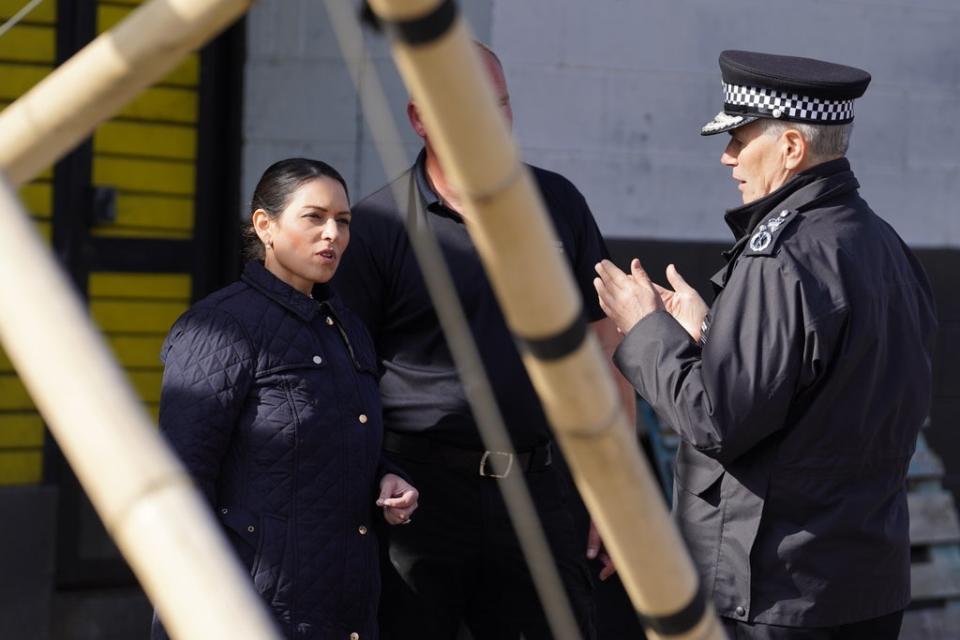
594;50;937;639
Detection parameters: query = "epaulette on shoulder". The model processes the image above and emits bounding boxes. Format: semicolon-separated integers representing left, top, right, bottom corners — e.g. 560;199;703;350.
743;208;799;257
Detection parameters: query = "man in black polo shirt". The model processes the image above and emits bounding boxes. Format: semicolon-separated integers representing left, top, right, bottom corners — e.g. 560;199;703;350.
332;44;623;639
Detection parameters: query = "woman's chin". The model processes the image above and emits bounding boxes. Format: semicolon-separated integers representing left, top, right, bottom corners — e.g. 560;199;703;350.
311;263;338;285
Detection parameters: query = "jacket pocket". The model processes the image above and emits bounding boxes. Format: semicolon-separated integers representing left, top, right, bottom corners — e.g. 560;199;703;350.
218;506;288;605
674;443;725;497
250;513;288;606
218;505;259;568
257;356;326;378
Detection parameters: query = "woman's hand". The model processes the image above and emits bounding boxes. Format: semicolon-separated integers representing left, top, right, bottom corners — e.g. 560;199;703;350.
377;473;419;525
586;520;617;581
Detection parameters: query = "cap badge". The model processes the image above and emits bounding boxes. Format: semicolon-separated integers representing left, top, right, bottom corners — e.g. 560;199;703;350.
701;111;747;135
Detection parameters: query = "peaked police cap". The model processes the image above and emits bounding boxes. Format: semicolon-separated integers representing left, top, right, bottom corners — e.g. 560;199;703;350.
701;50;871;136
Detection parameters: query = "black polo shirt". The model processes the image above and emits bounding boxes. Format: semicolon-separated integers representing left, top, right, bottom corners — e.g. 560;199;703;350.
331;151;609;449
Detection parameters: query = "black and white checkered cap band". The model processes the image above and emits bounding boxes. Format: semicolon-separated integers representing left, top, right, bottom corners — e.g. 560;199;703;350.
722;82;855;123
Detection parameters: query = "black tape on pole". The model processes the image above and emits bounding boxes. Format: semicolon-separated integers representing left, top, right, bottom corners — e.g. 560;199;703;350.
518;313;587;361
637;584;707;637
372;0;458;46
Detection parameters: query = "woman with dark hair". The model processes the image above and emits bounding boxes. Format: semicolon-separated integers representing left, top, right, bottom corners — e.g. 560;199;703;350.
153;158;417;639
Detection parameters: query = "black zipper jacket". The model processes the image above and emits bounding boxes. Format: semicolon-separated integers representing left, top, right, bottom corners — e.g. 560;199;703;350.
615;158;937;626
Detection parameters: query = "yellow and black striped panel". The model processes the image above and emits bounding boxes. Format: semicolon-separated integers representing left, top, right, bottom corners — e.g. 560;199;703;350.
1;0;203;485
0;0;56;23
0;0;57;485
88;272;191;423
91;0;199;241
85;0;201;424
0;370;43;485
0;336;43;484
97;1;199;89
0;4;55;241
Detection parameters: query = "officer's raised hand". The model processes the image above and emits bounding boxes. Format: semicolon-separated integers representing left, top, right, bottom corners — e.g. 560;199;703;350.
593;258;664;334
653;264;709;342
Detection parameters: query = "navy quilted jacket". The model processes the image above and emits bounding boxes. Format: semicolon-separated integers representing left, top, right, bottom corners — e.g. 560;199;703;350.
154;261;399;640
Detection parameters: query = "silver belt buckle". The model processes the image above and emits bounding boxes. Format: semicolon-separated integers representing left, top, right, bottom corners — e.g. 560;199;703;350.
479;451;514;478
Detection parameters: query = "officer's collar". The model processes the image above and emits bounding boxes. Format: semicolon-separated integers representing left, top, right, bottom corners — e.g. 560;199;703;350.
240;260;336;322
413;148;464;222
723;157;854;240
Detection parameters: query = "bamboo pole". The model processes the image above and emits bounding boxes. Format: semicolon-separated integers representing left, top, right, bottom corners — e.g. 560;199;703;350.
0;0;255;186
323;4;582;637
366;1;725;638
0;177;279;639
0;0;278;636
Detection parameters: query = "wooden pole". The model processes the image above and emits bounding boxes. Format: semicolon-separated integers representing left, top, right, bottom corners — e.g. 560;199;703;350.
322;3;581;637
365;1;725;638
0;0;255;186
0;0;278;636
0;177;279;639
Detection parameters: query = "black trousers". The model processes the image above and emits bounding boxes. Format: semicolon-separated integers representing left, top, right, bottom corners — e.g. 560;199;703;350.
378;452;597;640
721;610;903;639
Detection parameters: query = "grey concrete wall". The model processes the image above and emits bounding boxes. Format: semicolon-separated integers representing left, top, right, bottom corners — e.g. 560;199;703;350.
493;0;960;246
242;0;493;212
242;0;960;246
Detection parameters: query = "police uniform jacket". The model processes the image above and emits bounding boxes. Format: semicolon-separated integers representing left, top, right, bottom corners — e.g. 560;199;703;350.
614;158;937;627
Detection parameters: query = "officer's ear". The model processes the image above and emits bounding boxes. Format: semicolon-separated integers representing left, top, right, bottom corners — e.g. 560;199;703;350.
781;128;808;171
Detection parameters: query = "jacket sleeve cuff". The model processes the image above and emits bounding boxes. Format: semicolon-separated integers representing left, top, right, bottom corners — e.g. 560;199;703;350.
613;309;695;394
377;454;413;486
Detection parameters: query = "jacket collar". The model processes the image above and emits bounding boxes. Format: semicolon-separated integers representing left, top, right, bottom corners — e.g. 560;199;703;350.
723;157;857;241
413;148;464;222
413;148;441;209
711;158;859;293
240;260;336;322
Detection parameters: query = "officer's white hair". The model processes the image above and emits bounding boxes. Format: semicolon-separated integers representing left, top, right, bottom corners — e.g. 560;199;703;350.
758;119;853;161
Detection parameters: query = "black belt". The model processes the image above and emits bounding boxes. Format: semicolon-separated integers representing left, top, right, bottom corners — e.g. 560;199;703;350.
383;432;553;478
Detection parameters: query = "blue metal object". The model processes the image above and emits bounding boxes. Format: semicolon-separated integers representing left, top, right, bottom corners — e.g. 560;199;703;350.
636;397;676;507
